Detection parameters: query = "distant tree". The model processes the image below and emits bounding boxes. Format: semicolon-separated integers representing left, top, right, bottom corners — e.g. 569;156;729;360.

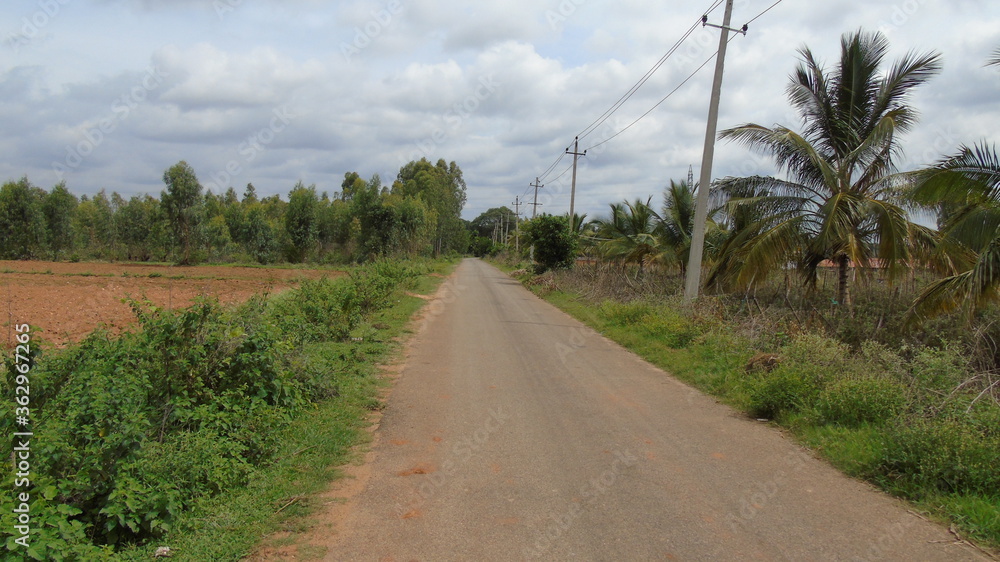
394;158;468;255
318;197;353;250
242;183;258;204
592;198;662;272
160;161;204;264
285;181;320;262
243;203;279;263
0;177;46;259
524;214;577;272
340;172;365;202
116;194;163;261
352;174;396;257
470;207;514;239
223;186;240;206
73;190;116;257
41;181;78;259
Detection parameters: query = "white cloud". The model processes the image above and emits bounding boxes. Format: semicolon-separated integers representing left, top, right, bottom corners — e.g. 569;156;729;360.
0;0;998;221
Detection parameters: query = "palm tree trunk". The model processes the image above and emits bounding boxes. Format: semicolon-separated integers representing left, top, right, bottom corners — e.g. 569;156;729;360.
837;254;852;307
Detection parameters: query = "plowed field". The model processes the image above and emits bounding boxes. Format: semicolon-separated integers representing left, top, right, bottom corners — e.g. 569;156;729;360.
0;261;341;348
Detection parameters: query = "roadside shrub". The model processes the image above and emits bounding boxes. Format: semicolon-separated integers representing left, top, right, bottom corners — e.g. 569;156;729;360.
745;367;818;420
743;333;848;419
268;277;360;342
523;214;577;273
817;377;907;426
101;431;253;542
348;260;413;313
600;300;654;326
909;344;969;393
869;418;1000;498
639;306;699;348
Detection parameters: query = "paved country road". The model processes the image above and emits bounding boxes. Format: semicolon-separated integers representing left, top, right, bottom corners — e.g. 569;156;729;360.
325;258;988;561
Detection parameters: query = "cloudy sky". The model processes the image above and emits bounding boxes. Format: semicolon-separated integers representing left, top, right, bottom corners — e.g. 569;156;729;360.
2;0;998;221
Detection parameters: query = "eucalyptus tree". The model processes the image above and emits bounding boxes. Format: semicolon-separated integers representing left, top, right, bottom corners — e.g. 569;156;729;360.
708;30;941;306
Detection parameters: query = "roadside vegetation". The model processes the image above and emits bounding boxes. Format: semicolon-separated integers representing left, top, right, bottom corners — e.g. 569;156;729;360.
1;259;455;560
493;31;1000;551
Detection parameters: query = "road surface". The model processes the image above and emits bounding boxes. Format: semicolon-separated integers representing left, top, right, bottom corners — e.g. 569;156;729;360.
326;258;987;561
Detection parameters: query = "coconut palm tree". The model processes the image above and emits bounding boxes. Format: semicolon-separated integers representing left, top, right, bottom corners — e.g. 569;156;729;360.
904;50;1000;319
708;29;941;307
592;197;662;272
659;178;726;275
909;145;1000;318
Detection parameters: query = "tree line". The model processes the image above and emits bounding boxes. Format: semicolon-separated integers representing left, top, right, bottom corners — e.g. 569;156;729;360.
0;158;468;264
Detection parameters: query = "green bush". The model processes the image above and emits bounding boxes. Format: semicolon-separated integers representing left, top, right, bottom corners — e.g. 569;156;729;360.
523;214;576;273
745;367;818;420
600;300;654;325
640;307;699;348
267;277;360;343
869;418;1000;498
817;377;907;426
743;333;848;420
910;344;969;393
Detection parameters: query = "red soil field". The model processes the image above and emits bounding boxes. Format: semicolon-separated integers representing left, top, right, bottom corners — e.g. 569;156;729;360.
0;261;342;349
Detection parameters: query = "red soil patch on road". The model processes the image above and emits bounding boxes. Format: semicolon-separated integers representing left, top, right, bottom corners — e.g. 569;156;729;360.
0;261;343;348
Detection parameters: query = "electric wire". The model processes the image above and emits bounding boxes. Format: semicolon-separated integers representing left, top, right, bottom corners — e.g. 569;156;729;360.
575;0;725;143
581;16;749;151
743;0;786;27
531;0;772;205
583;47;720;152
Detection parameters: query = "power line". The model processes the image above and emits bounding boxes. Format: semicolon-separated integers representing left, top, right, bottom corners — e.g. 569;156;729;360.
583;18;751;153
537;151;566;184
576;0;727;143
531;0;738;207
743;0;786;26
583;48;721;152
548;161;575;184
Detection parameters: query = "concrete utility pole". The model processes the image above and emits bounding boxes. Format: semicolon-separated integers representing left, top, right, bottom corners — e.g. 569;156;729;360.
684;0;745;302
511;196;522;254
530;177;544;219
566;137;587;225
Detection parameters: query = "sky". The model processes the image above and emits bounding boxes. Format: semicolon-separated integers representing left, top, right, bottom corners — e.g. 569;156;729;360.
1;0;998;222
